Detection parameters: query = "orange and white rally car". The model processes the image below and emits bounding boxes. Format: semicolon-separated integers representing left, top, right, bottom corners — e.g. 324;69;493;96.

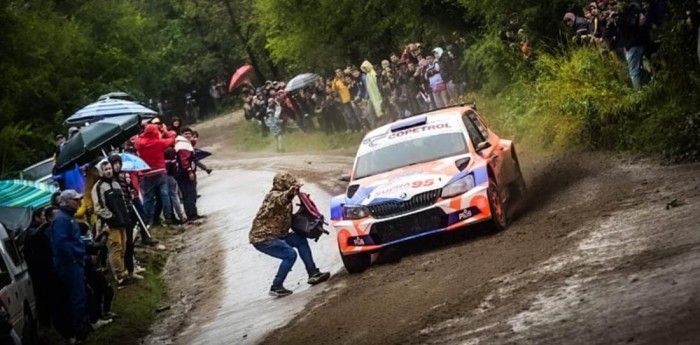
330;105;526;273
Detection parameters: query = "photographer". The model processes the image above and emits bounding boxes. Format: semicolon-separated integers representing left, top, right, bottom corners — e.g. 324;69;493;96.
249;172;330;297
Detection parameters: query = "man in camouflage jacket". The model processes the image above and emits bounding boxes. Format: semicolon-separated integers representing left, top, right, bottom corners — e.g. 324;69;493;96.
249;172;330;297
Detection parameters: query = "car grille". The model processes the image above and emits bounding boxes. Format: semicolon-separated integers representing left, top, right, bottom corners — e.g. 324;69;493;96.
370;208;448;244
368;189;441;219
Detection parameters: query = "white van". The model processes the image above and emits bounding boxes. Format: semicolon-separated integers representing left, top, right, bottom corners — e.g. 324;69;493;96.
0;208;38;343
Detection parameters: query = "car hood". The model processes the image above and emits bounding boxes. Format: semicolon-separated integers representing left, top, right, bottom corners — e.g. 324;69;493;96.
346;155;468;206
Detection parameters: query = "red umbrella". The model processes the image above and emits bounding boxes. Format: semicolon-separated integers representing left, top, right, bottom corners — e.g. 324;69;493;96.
228;65;254;92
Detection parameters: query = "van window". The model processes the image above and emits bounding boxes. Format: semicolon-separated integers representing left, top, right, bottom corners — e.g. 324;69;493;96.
3;238;23;268
0;255;10;289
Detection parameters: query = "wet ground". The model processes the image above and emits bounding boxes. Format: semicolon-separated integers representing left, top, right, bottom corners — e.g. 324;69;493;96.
147;112;700;345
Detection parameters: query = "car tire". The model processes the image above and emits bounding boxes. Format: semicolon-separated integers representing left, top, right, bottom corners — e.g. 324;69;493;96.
511;158;527;201
487;178;508;232
341;252;371;274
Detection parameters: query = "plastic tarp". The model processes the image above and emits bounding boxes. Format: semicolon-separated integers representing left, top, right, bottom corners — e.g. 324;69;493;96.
0;207;32;233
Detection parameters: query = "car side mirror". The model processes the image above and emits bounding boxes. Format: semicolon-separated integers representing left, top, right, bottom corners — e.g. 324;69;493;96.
476;141;491;152
339;175;351;182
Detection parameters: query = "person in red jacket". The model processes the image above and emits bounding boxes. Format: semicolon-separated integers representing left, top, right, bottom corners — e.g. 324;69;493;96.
175;128;202;221
135;124;177;226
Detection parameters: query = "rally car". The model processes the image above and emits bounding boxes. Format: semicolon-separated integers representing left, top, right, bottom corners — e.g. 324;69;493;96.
330;105;526;273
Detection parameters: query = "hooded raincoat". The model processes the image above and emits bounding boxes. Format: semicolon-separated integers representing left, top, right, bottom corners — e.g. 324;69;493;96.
360;61;384;118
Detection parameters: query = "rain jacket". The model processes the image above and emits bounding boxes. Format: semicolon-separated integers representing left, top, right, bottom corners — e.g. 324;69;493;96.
75;166;99;225
50;207;85;268
249;172;299;244
331;78;352;104
135;124;176;177
360;61;384;118
175;136;195;177
92;175;129;229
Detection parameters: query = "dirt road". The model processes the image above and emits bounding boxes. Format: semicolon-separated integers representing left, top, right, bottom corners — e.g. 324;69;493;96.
148;113;700;345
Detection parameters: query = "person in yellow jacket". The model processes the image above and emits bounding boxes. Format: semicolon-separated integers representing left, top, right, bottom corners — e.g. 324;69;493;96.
74;166;99;232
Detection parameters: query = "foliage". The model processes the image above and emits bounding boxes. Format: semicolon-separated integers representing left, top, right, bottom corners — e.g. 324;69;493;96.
236;121;363;153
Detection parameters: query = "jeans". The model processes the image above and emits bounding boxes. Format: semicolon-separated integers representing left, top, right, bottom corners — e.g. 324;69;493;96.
253;233;319;287
624;46;644;89
167;175;186;221
141;173;173;224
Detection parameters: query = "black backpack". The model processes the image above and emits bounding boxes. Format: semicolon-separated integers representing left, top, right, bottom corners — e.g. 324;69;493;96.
291;192;329;241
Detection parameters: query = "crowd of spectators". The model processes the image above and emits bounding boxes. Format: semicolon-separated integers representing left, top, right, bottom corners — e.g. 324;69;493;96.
241;39;468;151
560;0;670;89
23;116;210;343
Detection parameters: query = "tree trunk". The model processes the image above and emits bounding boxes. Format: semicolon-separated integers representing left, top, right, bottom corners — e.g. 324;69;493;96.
221;0;267;82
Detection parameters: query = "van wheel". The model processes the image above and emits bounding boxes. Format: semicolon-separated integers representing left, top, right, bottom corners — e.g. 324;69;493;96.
487;178;508;232
341;252;371;274
22;308;37;345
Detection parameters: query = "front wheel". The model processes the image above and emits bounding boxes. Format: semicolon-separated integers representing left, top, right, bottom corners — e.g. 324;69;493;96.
341;252;371;274
487;178;508;232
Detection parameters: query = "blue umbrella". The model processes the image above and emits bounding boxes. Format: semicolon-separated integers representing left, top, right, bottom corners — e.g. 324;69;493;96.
120;153;150;171
65;99;157;126
0;180;59;208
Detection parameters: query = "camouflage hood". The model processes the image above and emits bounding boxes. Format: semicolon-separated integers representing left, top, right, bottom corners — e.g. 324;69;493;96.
272;172;298;191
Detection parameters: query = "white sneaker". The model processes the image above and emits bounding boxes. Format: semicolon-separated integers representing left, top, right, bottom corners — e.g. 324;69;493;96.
129;273;144;280
134;265;146;274
92;318;112;329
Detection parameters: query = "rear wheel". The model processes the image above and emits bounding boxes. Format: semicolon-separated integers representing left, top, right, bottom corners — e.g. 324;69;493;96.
487;178;508;232
341;252;371;274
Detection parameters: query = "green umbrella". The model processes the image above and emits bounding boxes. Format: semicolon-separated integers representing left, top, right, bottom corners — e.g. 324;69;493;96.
55;115;141;172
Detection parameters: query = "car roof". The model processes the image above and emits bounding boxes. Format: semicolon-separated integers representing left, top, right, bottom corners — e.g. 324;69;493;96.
364;105;474;138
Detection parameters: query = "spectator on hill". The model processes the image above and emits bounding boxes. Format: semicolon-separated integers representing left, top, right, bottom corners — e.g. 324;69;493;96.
176;128;203;221
360;60;384;126
617;1;648;89
563;12;592;43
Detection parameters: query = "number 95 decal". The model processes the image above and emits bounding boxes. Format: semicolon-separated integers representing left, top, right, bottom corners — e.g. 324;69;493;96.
412;179;435;188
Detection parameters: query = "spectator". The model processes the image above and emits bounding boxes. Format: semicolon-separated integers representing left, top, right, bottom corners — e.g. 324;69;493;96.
563;12;592;43
430;48;451;107
171;116;182;135
689;1;700;67
164;147;188;223
332;68;360;131
617;1;648;89
265;98;285;152
360;60;384;126
249;172;330;297
50;190;91;342
135;124;177;226
24;207;57;328
175;128;203;221
109;154;149;280
92;160;131;285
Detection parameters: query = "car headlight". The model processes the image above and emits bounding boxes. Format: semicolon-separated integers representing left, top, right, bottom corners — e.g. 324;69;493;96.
441;174;476;198
343;205;370;220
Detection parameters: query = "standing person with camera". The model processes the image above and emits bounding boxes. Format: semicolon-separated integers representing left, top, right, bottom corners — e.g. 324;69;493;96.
249;172;330;297
92;160;131;286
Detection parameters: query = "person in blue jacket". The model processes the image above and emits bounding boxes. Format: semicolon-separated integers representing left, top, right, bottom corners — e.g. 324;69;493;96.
51;189;91;342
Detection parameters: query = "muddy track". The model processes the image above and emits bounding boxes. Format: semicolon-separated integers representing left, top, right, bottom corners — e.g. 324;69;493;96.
148;111;700;345
260;152;700;345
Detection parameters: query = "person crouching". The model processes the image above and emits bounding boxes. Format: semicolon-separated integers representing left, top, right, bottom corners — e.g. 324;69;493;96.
249;172;330;297
92;160;131;286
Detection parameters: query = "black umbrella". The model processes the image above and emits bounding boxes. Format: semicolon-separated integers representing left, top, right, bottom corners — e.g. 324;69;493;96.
285;73;320;93
55;115;141;172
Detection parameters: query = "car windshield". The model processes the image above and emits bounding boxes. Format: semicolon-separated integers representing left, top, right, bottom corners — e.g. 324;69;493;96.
354;132;468;179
